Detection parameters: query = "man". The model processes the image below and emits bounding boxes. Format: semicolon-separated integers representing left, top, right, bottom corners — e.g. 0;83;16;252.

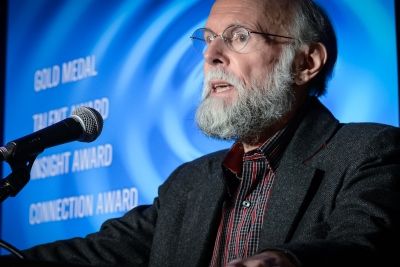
6;0;400;266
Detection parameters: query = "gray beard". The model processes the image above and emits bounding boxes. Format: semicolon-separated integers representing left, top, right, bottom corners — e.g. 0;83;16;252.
195;45;296;144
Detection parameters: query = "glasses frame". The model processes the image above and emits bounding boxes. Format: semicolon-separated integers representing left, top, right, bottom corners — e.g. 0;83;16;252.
190;25;297;53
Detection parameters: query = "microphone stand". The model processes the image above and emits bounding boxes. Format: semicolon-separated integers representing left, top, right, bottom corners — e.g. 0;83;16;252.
0;163;31;203
0;154;37;203
0;146;38;259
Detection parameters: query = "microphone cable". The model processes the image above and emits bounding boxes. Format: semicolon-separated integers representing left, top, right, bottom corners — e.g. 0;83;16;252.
0;238;24;259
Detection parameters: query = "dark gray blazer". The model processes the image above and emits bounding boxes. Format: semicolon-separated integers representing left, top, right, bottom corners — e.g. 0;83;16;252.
22;98;400;267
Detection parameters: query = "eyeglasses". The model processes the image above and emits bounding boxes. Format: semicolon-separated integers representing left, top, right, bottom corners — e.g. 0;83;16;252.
190;25;296;54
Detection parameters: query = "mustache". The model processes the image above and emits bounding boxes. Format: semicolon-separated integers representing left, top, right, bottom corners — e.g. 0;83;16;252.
202;69;245;99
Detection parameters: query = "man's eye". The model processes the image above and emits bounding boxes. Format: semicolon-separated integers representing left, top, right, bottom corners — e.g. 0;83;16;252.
232;33;248;43
204;35;214;44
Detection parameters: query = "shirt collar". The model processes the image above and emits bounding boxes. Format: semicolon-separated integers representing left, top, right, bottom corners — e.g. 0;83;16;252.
222;100;308;177
222;127;288;178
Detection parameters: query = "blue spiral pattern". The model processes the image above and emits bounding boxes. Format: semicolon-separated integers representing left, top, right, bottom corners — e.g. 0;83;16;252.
2;0;398;250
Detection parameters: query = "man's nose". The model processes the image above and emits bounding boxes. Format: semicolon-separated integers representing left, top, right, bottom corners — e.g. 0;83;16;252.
203;37;229;67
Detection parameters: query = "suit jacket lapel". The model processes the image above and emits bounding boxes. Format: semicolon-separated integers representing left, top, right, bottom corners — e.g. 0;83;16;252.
260;98;341;248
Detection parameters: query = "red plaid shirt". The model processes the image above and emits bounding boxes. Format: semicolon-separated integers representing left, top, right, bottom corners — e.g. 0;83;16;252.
209;126;294;267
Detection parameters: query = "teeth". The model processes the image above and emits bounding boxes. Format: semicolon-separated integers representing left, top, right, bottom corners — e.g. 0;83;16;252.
211;81;233;94
214;84;231;93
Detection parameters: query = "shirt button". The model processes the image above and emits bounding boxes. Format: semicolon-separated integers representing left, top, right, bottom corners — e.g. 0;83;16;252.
242;200;251;208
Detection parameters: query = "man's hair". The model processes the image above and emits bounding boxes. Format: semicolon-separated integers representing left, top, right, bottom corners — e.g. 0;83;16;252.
290;0;338;96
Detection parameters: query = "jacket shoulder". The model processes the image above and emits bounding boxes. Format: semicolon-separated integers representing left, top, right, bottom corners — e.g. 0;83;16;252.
315;122;400;168
336;122;400;147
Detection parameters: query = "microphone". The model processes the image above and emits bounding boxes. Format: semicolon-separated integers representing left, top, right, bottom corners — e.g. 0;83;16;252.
0;106;103;162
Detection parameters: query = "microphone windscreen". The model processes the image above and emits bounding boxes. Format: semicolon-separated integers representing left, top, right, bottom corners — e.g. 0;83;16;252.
71;107;103;142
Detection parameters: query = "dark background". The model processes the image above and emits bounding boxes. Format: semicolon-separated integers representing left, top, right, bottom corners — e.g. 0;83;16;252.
0;0;8;234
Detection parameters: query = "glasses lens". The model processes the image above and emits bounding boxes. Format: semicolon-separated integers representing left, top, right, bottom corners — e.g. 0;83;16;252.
224;26;250;52
190;26;251;54
191;28;209;54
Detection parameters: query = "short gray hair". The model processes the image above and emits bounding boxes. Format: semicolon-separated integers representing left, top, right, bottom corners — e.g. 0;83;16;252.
290;0;338;96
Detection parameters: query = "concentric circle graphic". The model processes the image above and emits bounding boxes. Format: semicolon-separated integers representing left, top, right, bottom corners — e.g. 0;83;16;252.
2;0;398;249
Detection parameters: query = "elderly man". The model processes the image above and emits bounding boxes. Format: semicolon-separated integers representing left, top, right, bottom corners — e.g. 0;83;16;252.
8;0;400;266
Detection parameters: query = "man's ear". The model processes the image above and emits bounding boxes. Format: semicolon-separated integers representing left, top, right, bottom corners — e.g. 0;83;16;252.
293;42;327;86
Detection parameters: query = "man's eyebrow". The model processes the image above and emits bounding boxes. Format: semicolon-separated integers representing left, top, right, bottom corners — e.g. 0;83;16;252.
205;23;256;33
232;21;262;31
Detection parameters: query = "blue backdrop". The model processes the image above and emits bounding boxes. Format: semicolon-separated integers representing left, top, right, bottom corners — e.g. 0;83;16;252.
1;0;398;251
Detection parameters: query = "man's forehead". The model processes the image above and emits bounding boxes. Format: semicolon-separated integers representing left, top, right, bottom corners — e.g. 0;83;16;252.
207;0;293;31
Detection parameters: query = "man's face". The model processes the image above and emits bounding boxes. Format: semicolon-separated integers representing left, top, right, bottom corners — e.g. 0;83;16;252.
196;0;296;143
202;0;289;103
